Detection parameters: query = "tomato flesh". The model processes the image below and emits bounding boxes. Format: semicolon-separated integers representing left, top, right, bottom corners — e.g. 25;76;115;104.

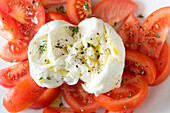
40;0;67;6
105;109;134;113
139;7;170;59
151;41;170;86
45;12;71;23
125;50;156;85
95;71;148;112
43;107;76;113
3;77;47;112
117;14;140;50
92;0;138;26
0;61;30;88
30;87;61;109
61;80;100;113
67;0;92;25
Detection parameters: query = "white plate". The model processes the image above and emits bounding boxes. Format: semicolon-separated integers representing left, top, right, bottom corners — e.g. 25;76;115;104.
0;0;170;113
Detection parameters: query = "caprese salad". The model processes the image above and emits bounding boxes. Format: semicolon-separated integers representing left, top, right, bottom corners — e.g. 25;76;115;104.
0;0;170;113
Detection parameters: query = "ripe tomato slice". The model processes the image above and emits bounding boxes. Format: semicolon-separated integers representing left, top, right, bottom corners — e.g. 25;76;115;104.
40;0;67;6
45;12;71;23
0;61;30;88
3;77;47;112
0;11;18;41
43;107;76;113
125;50;156;85
92;0;138;26
67;0;92;25
151;41;170;86
61;80;100;113
95;71;148;112
117;14;140;50
0;0;45;62
105;109;134;113
139;7;170;59
29;87;61;109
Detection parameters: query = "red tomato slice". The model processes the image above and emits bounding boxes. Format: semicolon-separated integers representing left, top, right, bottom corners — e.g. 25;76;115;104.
40;0;67;6
61;80;100;113
95;71;148;112
0;61;30;88
43;107;76;113
105;109;134;113
29;87;61;109
125;50;156;85
67;0;92;25
92;0;138;26
0;11;18;41
3;77;47;112
0;0;45;62
151;41;170;86
45;12;71;23
139;7;170;59
117;14;140;50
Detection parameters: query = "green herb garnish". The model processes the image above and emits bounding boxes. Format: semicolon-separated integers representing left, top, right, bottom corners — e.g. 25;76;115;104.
11;60;16;63
83;1;91;13
156;32;160;38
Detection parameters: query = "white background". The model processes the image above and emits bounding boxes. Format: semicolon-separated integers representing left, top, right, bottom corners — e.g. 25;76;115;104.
0;0;170;113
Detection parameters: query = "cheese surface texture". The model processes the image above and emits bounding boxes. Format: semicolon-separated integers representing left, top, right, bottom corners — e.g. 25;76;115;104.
28;18;125;96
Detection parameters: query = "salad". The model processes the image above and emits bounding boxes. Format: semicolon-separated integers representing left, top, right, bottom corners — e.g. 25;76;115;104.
0;0;170;113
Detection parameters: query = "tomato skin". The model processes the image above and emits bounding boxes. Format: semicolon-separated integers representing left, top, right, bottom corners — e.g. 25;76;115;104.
0;0;45;62
94;71;148;112
125;50;156;85
40;0;67;6
3;77;47;112
92;0;138;26
151;41;170;86
45;12;71;23
139;7;170;59
0;61;30;88
29;87;61;109
43;107;76;113
105;109;134;113
61;81;100;113
117;14;140;50
67;0;92;25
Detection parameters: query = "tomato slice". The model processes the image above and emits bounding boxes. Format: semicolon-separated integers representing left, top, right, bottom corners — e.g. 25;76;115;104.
43;107;76;113
67;0;92;25
61;80;100;113
105;109;134;113
125;50;156;85
0;61;30;88
3;77;47;112
139;7;170;59
0;0;45;62
92;0;138;26
94;71;148;112
117;14;140;50
45;12;71;23
40;0;67;6
151;41;170;86
29;87;61;109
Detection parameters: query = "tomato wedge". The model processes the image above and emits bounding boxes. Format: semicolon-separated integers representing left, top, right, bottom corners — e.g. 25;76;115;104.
61;80;100;113
0;0;45;62
45;12;71;23
105;109;134;113
30;87;61;109
40;0;67;6
67;0;92;25
125;50;156;85
95;71;148;112
43;107;76;113
92;0;138;26
3;77;46;112
151;41;170;86
139;7;170;59
0;61;30;88
117;14;140;50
